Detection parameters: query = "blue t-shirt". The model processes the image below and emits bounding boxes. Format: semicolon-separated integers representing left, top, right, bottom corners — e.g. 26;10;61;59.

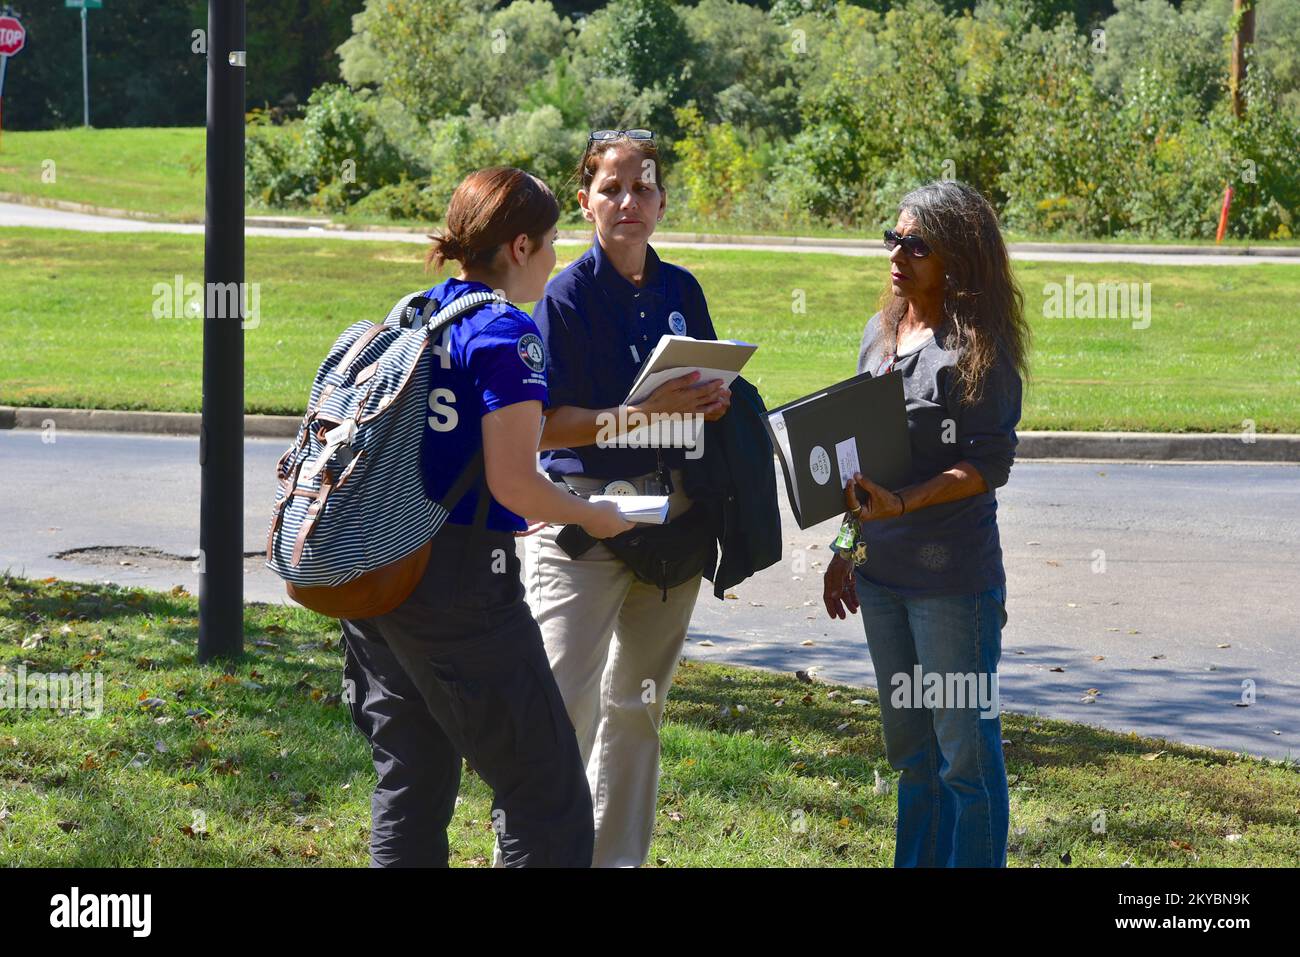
420;277;549;532
534;240;718;479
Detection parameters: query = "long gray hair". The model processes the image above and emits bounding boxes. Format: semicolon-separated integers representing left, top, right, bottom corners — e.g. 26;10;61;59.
879;180;1030;405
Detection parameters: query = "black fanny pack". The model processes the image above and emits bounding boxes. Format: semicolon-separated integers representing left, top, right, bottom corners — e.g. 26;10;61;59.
556;502;715;601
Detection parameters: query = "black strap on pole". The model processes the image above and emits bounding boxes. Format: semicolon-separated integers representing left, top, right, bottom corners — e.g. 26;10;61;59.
199;0;246;663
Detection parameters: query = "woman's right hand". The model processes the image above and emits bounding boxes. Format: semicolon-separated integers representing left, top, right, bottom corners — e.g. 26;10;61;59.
581;499;636;540
639;371;727;417
823;552;859;619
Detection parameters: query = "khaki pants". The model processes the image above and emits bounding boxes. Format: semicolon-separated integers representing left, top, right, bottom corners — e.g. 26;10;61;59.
515;474;701;867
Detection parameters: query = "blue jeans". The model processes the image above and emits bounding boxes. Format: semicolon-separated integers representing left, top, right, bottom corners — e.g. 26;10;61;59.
855;576;1009;867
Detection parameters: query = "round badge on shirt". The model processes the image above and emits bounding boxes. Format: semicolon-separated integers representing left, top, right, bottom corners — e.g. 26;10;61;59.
668;311;688;336
517;333;546;373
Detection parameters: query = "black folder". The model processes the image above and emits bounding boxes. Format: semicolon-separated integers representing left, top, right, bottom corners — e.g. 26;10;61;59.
763;370;912;529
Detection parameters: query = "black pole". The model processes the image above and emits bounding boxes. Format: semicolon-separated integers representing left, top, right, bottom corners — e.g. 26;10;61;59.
199;0;245;663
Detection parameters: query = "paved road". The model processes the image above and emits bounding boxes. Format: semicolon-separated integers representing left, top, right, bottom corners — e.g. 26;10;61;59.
5;201;1300;266
2;428;1297;760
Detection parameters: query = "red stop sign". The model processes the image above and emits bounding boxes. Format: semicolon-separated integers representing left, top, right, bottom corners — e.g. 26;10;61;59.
0;16;26;57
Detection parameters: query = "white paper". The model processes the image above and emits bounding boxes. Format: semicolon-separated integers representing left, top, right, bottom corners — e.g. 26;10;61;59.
627;366;742;409
623;336;757;406
588;495;670;525
835;437;860;491
767;411;799;513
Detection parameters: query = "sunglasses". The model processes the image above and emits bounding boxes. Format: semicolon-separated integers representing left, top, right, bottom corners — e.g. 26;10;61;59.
883;228;933;258
588;128;655;144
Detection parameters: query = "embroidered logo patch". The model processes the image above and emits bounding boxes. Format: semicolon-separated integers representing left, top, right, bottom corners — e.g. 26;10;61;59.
517;333;546;373
668;311;688;336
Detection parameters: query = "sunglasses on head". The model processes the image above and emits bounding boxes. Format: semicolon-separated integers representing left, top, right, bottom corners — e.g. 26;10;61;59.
588;128;655;144
883;228;933;258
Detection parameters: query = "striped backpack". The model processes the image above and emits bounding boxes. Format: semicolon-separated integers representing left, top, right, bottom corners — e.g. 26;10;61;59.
264;287;505;619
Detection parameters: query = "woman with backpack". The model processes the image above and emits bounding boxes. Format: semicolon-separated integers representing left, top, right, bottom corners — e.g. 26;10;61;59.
339;166;634;867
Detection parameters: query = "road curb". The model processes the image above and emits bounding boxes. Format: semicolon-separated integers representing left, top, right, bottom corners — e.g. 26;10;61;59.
2;405;1296;462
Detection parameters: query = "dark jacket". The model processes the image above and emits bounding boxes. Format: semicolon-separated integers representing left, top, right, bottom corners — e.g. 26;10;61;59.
683;375;783;599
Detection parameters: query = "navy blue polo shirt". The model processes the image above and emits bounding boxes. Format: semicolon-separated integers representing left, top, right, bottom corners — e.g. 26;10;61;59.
535;241;718;479
420;277;549;532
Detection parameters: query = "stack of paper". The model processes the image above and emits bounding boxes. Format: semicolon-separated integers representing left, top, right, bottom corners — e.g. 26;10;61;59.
588;495;671;525
624;336;758;407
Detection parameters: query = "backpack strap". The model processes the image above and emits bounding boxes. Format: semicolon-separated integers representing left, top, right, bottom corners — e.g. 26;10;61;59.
436;448;485;514
423;290;511;340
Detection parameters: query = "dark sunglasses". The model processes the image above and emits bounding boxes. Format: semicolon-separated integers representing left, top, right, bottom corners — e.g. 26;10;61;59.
588;128;654;144
883;228;933;258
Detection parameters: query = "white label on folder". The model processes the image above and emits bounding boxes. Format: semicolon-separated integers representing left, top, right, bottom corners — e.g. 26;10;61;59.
835;437;860;490
809;445;832;486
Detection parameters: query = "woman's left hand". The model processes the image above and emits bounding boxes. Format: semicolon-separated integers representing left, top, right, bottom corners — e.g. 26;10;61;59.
844;472;904;523
700;386;731;422
514;520;550;538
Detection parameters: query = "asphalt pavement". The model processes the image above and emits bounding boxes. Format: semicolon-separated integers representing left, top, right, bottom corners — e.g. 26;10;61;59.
2;427;1297;760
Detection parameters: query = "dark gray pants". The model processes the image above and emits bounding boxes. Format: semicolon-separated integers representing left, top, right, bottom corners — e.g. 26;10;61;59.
340;523;594;867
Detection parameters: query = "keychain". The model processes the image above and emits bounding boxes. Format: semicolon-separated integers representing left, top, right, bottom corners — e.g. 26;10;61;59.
833;512;869;567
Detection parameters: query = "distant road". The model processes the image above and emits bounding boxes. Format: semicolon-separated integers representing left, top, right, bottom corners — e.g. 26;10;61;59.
4;201;1300;266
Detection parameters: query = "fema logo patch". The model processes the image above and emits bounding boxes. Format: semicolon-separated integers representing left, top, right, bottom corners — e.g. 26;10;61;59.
668;311;688;336
517;333;546;373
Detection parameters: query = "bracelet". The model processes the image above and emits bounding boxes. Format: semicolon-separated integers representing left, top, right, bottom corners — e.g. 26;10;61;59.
895;492;906;515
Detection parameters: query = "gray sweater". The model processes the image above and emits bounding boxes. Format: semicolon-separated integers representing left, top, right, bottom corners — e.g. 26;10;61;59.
850;312;1022;597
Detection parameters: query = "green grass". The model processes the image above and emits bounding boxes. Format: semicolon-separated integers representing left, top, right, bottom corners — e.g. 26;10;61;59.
5;127;1300;249
1;573;1297;867
1;227;1298;431
0;128;208;222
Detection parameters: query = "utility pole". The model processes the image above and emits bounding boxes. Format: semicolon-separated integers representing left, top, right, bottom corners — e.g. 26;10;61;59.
1230;0;1256;120
198;0;246;663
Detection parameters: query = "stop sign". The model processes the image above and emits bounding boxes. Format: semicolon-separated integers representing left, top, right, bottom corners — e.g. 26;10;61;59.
0;16;25;57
